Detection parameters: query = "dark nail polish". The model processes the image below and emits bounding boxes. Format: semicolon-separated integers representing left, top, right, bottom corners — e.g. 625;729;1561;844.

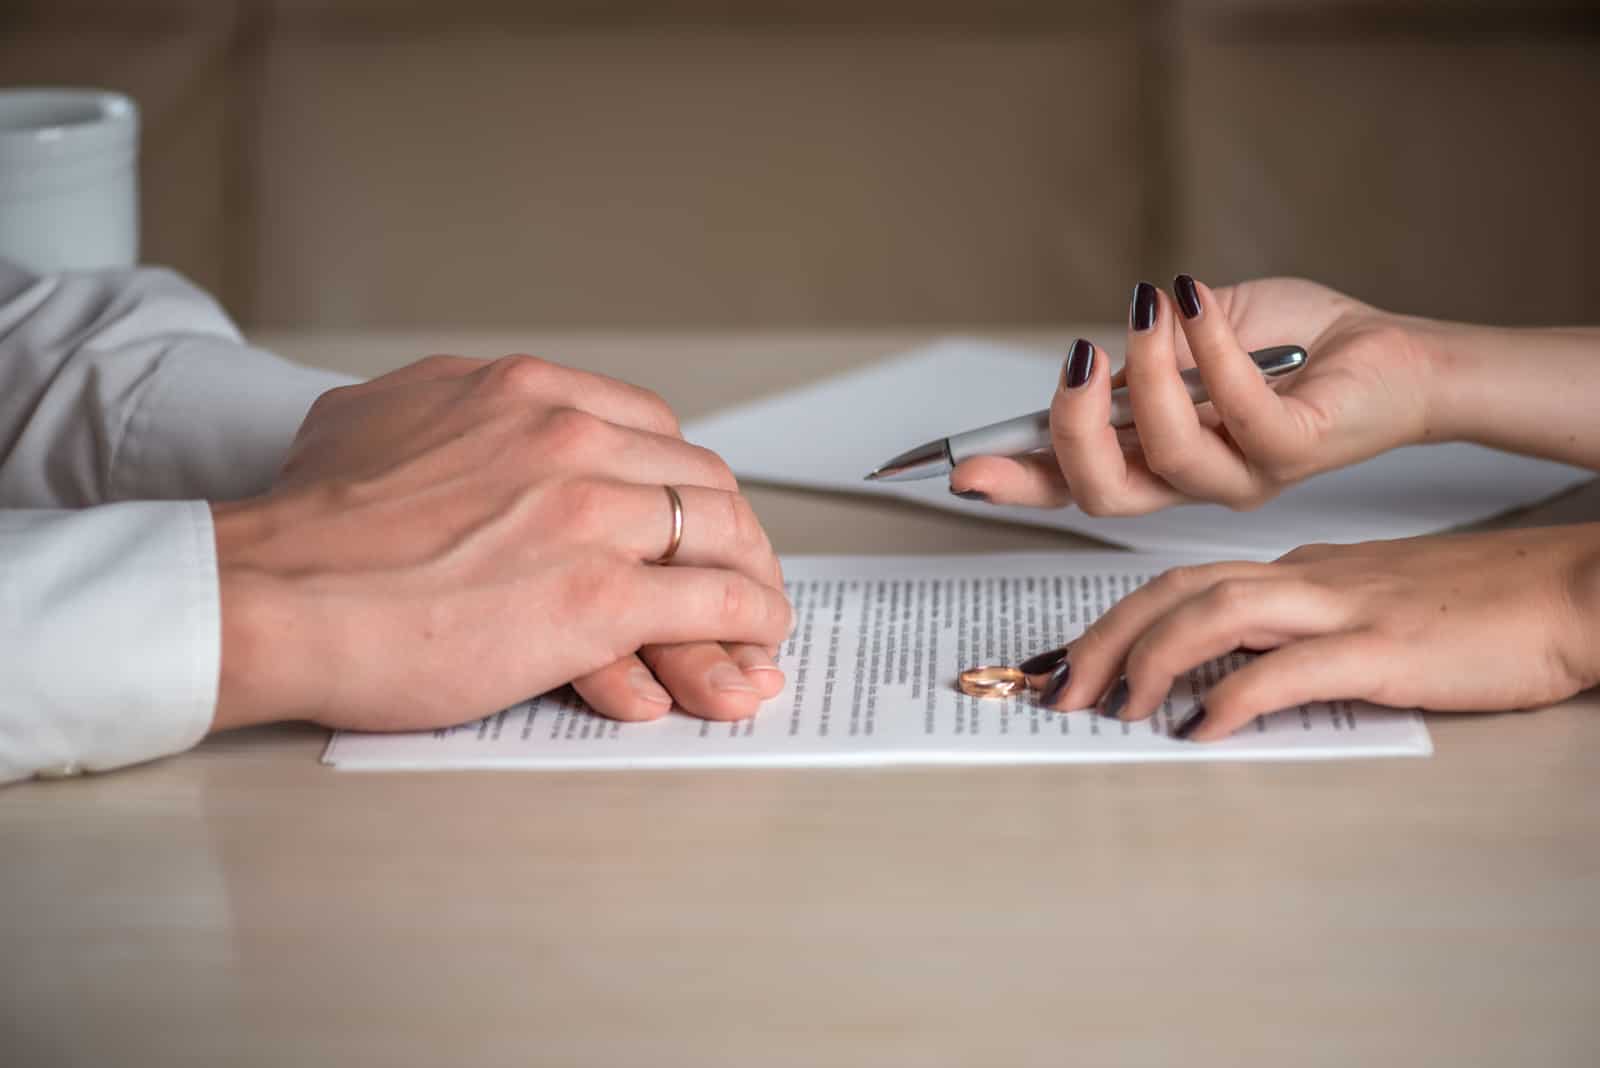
1130;281;1158;332
1040;661;1073;706
1173;705;1208;740
1019;647;1067;676
1101;677;1129;719
952;488;988;502
1174;273;1201;319
1061;338;1095;390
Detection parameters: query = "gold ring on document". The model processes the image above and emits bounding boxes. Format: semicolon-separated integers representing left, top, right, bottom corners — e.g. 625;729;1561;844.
654;485;685;564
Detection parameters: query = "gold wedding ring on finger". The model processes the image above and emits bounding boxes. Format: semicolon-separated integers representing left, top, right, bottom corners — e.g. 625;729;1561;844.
653;484;685;564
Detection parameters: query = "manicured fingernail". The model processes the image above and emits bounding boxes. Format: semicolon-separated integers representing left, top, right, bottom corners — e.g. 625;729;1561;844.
629;666;673;707
951;488;989;502
1019;646;1067;677
1040;661;1072;707
708;662;759;694
1174;273;1202;319
1130;281;1158;332
1101;677;1129;719
1061;338;1095;390
1173;704;1208;740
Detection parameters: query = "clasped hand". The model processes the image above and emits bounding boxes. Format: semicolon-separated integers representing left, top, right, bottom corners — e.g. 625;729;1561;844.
211;355;792;733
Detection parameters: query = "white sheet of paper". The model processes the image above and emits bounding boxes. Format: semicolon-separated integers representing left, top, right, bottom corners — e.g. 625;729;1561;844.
323;553;1431;771
682;338;1592;557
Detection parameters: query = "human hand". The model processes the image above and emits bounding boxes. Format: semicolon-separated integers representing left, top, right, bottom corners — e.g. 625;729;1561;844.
1023;525;1600;740
210;354;793;733
951;276;1437;514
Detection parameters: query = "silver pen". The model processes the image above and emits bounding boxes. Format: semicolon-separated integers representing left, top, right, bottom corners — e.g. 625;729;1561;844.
864;344;1307;482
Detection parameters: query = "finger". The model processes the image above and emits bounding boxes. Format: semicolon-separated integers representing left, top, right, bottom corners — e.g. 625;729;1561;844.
1049;337;1188;517
1115;577;1348;721
1178;631;1386;742
572;654;676;722
1039;560;1277;712
630;566;795;649
477;354;683;437
949;453;1072;508
641;642;784;721
558;481;782;590
1123;283;1263;507
1170;274;1307;464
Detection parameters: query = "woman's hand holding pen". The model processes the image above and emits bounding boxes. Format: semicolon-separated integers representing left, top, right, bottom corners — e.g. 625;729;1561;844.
950;275;1600;740
1023;525;1600;742
949;276;1435;512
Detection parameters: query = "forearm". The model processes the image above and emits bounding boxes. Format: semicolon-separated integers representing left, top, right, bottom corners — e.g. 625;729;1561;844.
1417;317;1600;469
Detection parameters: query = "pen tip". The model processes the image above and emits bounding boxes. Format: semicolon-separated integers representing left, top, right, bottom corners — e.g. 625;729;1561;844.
863;469;882;481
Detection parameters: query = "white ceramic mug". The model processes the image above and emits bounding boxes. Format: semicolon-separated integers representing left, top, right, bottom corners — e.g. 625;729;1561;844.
0;88;139;272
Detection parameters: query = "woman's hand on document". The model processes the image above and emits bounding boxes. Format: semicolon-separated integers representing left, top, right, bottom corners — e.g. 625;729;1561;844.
1028;526;1600;740
208;355;792;734
949;276;1437;513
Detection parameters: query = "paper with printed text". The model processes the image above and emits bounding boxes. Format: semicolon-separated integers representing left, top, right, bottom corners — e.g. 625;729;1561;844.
323;553;1431;770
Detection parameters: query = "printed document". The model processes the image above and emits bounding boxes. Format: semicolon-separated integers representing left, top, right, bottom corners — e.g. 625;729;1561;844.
323;553;1431;771
682;338;1592;557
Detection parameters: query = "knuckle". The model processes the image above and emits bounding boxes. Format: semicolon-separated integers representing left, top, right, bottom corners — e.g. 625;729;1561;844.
1205;579;1257;616
541;406;611;456
1155;564;1213;596
486;353;556;397
638;388;681;436
724;493;767;556
1122;638;1173;690
694;446;739;492
1073;485;1124;518
718;574;749;625
1141;439;1197;481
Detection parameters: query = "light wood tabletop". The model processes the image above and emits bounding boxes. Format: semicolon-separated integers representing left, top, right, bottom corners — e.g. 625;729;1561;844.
5;329;1599;1067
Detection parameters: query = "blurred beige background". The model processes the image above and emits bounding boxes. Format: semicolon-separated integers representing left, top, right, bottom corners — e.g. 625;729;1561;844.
6;0;1598;330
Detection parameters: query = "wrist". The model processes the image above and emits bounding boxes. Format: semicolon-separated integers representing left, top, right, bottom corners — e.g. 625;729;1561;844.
210;495;327;732
1372;310;1462;446
1559;526;1600;694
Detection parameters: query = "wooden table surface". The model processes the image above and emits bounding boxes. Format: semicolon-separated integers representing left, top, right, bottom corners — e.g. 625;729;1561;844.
6;329;1599;1067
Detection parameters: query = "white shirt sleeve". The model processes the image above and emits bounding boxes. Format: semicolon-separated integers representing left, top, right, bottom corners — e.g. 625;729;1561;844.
0;259;357;783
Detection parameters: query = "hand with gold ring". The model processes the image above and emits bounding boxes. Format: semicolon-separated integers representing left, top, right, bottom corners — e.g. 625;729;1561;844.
211;353;792;734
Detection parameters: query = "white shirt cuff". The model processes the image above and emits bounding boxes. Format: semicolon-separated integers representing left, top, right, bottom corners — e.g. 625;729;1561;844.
0;501;219;784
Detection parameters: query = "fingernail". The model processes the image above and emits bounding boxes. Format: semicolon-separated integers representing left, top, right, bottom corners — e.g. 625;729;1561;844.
1061;338;1095;390
708;661;759;694
1019;647;1067;677
629;666;673;707
951;488;989;502
733;647;784;678
1130;281;1158;332
1101;677;1129;719
1173;704;1208;740
1174;273;1202;320
1040;661;1072;707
